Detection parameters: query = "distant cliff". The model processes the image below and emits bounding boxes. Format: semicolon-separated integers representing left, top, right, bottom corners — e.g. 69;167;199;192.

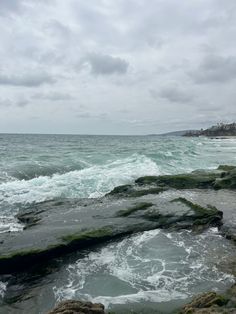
183;122;236;137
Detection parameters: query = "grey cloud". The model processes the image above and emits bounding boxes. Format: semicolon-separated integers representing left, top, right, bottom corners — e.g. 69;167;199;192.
0;0;22;15
87;53;129;75
190;54;236;84
0;72;55;87
0;0;236;134
151;87;193;103
0;98;28;107
16;99;28;107
0;98;12;107
76;112;108;119
76;112;92;119
33;92;73;101
44;19;72;42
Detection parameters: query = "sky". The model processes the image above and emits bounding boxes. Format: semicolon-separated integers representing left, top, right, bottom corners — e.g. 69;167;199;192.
0;0;236;135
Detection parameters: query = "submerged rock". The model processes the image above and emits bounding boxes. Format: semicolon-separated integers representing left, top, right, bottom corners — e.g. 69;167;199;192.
47;300;105;314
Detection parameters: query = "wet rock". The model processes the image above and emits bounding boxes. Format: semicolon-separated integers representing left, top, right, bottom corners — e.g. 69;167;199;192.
116;202;153;217
214;169;236;190
107;165;236;197
179;292;229;314
48;300;105;314
0;194;223;274
217;165;236;172
16;211;42;229
135;171;219;189
179;286;236;314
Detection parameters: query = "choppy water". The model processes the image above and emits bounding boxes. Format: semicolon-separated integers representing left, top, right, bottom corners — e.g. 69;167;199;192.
1;134;236;233
0;134;236;313
54;228;234;309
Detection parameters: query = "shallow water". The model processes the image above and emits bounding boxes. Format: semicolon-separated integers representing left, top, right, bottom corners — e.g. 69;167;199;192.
53;228;235;311
0;228;235;314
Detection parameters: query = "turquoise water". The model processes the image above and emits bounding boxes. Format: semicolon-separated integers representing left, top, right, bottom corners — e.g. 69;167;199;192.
0;134;236;232
0;134;236;313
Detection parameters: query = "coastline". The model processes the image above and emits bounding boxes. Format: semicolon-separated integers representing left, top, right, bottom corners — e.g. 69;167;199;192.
0;165;236;313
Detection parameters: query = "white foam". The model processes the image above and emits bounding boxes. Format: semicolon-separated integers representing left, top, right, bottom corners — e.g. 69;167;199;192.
0;216;23;233
0;154;160;206
91;289;188;308
0;281;7;298
53;229;235;308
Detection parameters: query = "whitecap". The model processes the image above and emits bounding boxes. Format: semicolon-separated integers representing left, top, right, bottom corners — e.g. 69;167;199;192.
0;281;7;298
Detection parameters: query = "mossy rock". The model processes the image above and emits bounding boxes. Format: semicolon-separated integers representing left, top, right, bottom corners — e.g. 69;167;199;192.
107;185;165;197
116;202;153;217
135;166;236;191
214;169;236;189
107;184;133;196
217;165;236;172
171;197;219;217
135;173;218;189
61;227;113;243
0;227;115;274
179;292;229;313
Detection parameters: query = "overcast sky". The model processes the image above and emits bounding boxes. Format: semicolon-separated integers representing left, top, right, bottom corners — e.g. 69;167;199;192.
0;0;236;134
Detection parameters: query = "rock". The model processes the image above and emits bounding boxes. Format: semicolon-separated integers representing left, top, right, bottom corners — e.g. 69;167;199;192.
214;169;236;190
16;211;42;229
179;292;229;314
135;171;219;189
217;165;236;172
135;165;236;190
107;165;236;196
179;286;236;314
0;193;224;274
47;300;105;314
116;202;153;217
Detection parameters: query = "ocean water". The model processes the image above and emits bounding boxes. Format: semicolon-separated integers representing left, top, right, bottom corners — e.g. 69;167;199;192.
0;134;236;313
1;134;236;233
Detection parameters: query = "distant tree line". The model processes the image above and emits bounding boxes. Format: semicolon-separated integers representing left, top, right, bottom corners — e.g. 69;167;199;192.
183;122;236;137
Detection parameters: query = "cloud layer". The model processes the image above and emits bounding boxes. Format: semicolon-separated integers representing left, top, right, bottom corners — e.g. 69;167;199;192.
0;0;235;134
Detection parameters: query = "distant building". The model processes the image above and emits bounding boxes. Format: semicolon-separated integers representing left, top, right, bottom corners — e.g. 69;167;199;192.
183;122;236;137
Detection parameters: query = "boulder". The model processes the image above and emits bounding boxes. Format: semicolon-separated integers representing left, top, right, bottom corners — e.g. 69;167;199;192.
48;300;105;314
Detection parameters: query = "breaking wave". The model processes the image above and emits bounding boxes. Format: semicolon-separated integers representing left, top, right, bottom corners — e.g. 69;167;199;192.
0;154;159;232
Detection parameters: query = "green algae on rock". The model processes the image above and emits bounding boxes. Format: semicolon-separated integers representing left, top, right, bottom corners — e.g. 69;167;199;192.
0;193;224;274
116;202;153;217
107;165;236;198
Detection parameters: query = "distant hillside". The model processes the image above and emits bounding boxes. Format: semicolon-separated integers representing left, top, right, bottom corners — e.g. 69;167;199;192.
160;130;197;136
183;123;236;137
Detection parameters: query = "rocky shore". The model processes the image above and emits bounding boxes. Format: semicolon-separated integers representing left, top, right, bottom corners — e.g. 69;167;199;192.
0;165;236;313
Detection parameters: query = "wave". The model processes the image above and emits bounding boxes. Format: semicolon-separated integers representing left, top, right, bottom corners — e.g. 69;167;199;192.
1;159;92;182
0;154;159;207
0;281;7;299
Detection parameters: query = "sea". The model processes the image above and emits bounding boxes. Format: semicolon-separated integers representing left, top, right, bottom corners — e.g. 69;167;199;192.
0;134;236;313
